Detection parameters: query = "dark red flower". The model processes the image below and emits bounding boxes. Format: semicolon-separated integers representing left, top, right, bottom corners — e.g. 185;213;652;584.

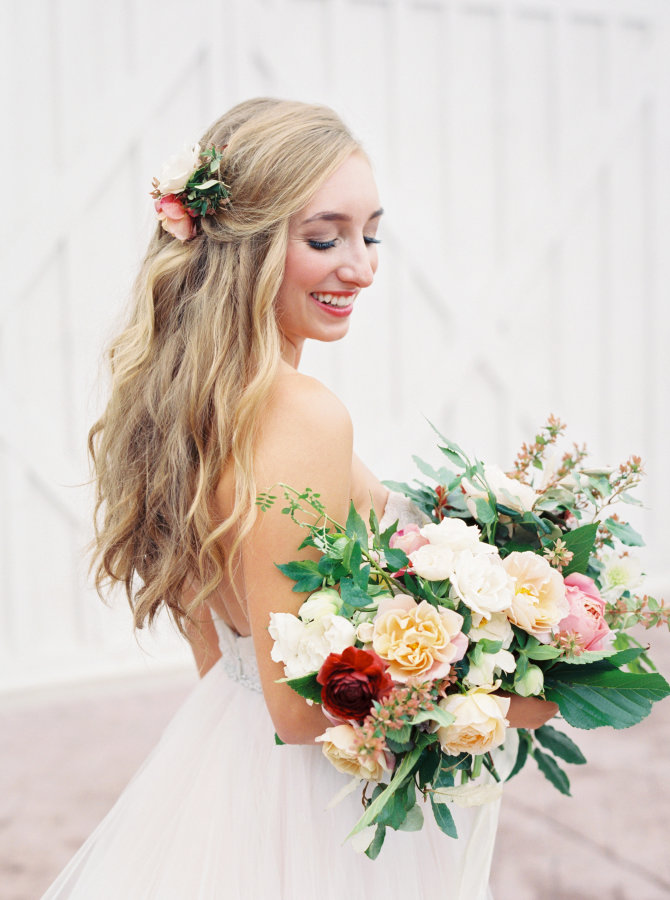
317;647;393;722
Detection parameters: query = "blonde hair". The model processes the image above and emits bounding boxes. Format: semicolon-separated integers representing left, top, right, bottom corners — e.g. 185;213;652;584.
89;98;360;634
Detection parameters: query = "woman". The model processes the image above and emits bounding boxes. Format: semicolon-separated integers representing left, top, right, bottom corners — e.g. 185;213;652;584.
44;98;555;899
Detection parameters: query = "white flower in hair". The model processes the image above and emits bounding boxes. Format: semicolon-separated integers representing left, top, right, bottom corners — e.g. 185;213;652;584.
155;144;201;195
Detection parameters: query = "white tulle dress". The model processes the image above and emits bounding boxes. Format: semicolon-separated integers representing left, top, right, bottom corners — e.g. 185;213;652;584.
43;495;506;900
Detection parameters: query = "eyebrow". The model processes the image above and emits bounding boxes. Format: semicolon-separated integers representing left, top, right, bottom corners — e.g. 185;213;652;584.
300;207;384;226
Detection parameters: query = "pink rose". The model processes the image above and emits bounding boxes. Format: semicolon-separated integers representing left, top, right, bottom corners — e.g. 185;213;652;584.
558;573;613;652
154;194;196;241
389;524;429;556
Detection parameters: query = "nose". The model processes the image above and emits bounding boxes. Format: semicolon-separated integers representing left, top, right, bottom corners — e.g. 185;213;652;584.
336;240;377;288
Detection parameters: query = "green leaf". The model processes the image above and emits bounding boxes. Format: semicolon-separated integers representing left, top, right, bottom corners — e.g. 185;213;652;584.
506;729;531;781
605;517;645;547
560;523;599;576
440;446;467;469
384;547;409;571
411;707;455;729
535;725;586;765
412;455;456;485
284;673;322;703
347;748;422;839
274;733;285;745
534;748;571;795
524;643;562;661
340;576;373;611
364;824;386;859
473;497;497;524
346;502;369;543
398;803;424;832
375;777;416;830
544;665;670;729
430;795;458;838
275;560;323;593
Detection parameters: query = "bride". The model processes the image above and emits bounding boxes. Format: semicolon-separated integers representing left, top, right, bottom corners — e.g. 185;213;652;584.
44;98;556;899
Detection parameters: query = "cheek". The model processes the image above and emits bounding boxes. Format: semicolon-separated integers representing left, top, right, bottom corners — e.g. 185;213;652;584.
282;245;327;292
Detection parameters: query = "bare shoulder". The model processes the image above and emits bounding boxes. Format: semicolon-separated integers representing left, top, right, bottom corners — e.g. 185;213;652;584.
255;371;353;486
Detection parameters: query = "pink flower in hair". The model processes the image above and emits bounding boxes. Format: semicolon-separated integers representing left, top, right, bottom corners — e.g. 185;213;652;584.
154;194;197;241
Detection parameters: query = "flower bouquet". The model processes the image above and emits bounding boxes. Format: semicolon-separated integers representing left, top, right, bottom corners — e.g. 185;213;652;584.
259;417;670;857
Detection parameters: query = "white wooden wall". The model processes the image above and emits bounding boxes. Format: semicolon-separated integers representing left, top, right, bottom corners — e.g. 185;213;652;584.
2;0;669;689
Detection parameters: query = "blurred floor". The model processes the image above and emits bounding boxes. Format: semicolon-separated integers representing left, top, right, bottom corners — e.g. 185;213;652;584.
2;631;669;900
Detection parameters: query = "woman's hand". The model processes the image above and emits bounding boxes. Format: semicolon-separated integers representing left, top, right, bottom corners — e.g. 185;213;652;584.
499;691;559;730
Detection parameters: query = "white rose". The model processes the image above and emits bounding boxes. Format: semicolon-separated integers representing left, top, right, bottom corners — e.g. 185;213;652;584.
600;553;643;601
298;588;342;622
156;143;201;194
465;647;516;688
469;611;514;649
503;551;568;642
409;542;457;580
462;464;537;515
449;551;515;618
420;518;493;554
268;612;355;680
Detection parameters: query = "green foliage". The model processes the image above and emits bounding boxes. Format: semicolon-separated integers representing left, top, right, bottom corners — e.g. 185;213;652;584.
534;725;586;765
275;560;323;593
430;796;458;838
284;673;322;703
560;523;599;576
604;517;645;547
533;748;571;796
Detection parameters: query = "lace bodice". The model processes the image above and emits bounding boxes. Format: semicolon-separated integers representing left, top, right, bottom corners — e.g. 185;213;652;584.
212;616;263;693
212;492;427;694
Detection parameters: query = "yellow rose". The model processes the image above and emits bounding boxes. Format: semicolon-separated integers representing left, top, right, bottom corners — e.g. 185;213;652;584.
503;551;569;641
372;594;467;682
437;687;510;756
315;725;386;781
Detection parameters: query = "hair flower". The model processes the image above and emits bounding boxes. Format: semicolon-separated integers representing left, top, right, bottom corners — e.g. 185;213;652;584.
151;144;230;241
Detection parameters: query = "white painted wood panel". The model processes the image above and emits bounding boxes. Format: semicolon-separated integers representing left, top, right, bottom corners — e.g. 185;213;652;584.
2;0;669;687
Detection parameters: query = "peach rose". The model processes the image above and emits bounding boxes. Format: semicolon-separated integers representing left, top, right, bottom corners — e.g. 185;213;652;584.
315;724;386;781
154;194;196;241
372;594;467;682
502;551;569;642
437;687;510;756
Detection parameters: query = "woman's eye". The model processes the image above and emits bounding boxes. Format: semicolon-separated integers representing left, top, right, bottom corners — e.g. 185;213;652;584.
308;239;336;250
364;236;381;245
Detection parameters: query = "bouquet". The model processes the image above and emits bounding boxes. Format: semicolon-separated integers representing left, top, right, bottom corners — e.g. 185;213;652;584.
259;417;670;858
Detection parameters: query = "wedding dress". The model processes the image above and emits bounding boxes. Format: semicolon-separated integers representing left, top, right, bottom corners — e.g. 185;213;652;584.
42;494;506;900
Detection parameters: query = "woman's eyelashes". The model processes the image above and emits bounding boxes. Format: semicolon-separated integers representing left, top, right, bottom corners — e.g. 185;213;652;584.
307;236;381;251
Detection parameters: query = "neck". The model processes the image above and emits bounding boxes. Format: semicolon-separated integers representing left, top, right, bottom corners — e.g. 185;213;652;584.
280;336;303;369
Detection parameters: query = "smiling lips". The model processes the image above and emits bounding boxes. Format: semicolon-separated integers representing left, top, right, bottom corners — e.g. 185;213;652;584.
310;291;357;317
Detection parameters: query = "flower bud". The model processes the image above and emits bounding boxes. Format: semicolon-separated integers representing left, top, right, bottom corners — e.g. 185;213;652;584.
298;588;342;622
514;664;544;697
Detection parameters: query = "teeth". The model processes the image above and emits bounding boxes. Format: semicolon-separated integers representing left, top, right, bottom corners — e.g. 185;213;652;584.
312;293;354;308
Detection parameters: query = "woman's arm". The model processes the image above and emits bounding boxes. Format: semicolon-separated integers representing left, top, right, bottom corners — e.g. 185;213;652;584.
502;692;559;729
225;373;354;745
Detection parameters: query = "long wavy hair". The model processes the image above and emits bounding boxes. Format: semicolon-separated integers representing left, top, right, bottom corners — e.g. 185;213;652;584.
89;98;361;634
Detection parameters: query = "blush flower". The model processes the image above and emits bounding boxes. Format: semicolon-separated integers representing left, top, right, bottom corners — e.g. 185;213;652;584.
372;594;467;682
317;647;393;722
154;194;197;241
556;573;614;653
389;524;429;556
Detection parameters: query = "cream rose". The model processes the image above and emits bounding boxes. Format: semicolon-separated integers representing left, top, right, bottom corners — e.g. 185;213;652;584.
315;724;386;781
372;594;467;682
448;551;515;618
469;611;514;648
462;465;538;514
155;143;201;194
437;688;510;756
503;551;569;641
409;543;457;581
